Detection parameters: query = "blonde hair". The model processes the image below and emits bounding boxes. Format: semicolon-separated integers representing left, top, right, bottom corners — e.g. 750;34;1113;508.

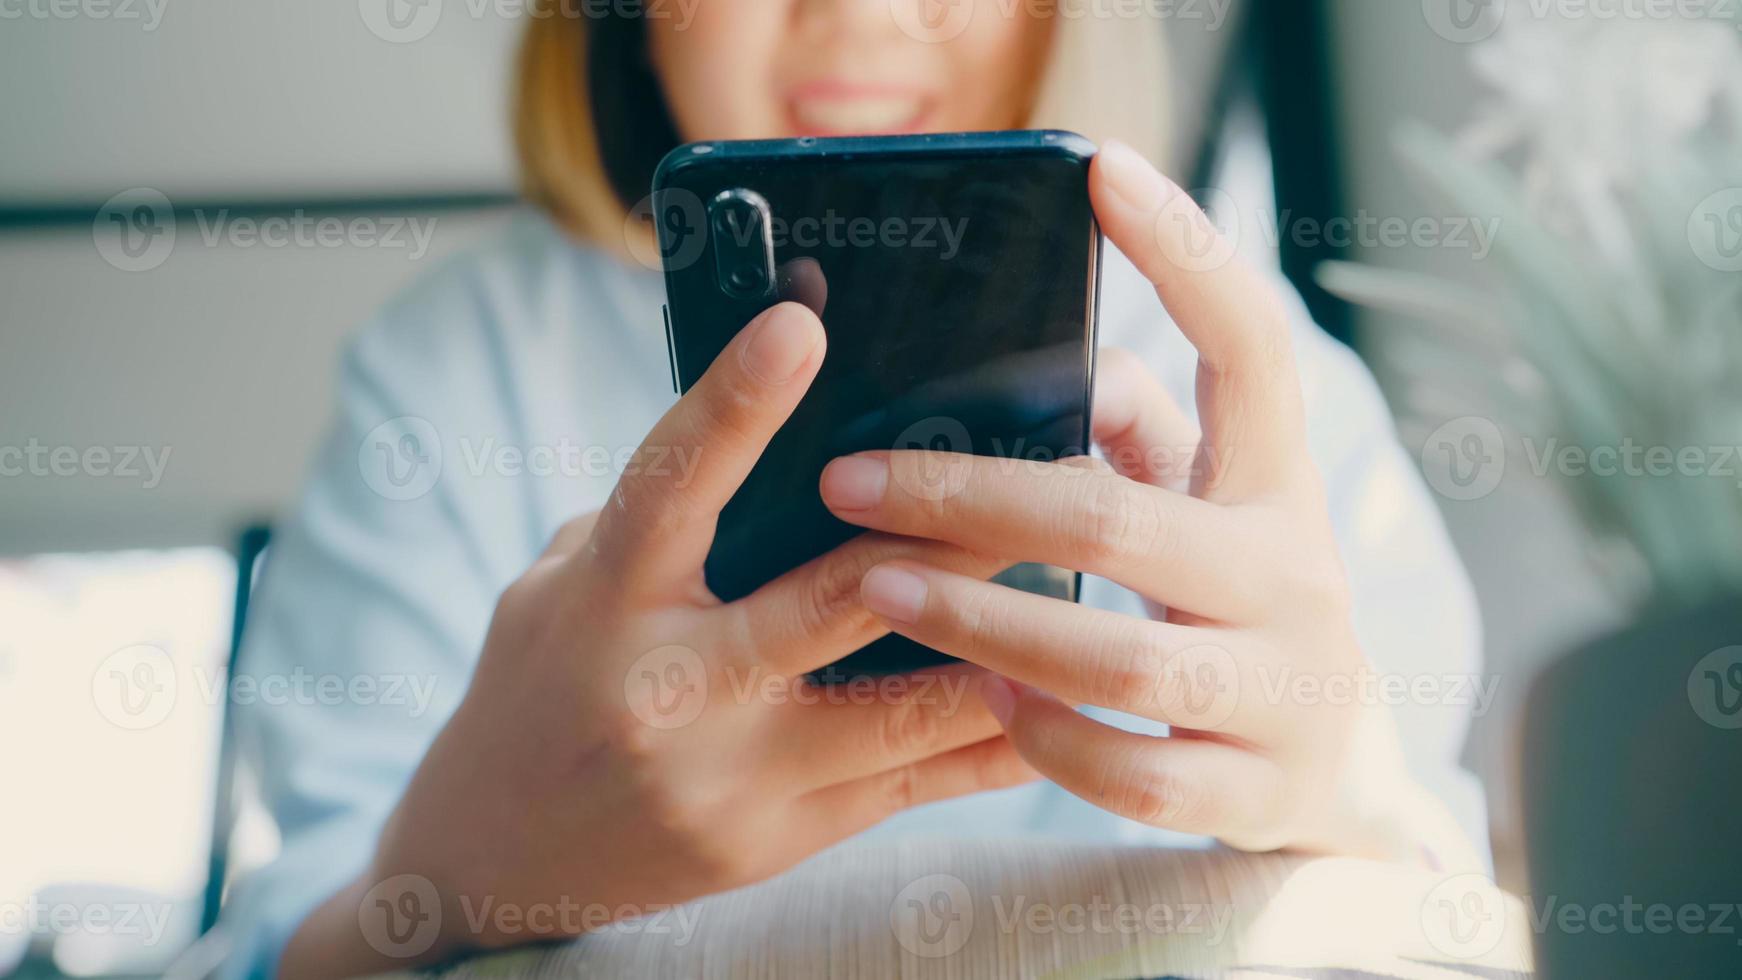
514;4;1169;254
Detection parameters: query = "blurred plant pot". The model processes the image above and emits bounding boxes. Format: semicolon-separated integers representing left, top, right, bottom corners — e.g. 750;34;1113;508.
1522;592;1742;979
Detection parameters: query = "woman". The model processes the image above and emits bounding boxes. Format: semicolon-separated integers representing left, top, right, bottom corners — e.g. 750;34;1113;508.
229;4;1488;976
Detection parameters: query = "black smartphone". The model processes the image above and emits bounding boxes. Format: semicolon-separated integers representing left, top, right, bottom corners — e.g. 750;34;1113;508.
655;130;1102;675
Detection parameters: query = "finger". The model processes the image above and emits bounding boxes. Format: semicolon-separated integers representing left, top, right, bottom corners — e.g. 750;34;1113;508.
729;531;1011;676
1090;140;1310;501
819;450;1263;622
1092;347;1201;491
860;562;1270;738
772;663;1006;792
592;303;825;588
983;680;1281;839
797;736;1040;842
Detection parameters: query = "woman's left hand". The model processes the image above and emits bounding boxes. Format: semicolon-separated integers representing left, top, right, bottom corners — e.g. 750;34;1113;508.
818;140;1476;869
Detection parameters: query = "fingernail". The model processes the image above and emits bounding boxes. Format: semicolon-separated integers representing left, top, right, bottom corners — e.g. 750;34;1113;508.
741;305;818;385
1099;139;1174;214
861;565;928;625
819;455;887;511
980;675;1018;726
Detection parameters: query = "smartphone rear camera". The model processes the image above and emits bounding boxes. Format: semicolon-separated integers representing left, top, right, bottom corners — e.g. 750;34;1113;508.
709;189;777;300
727;264;768;294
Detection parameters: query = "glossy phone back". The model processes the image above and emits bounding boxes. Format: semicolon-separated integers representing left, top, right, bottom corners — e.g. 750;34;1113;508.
656;131;1102;675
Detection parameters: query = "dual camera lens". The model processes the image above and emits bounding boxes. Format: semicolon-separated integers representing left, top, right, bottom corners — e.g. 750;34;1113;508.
709;189;776;299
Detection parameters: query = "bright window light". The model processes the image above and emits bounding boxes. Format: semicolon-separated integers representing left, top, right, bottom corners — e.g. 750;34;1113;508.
0;548;234;976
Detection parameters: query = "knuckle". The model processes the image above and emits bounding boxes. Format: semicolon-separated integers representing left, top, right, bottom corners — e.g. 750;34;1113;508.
605;710;667;763
1076;480;1163;567
800;553;880;638
1146;643;1222;722
1147;665;1192;720
633;779;749;886
875;697;945;759
950;582;1001;658
634;775;706;837
661;823;750;888
894;450;975;513
1122;765;1204;829
877;764;920;814
688;834;754;887
1101;629;1169;712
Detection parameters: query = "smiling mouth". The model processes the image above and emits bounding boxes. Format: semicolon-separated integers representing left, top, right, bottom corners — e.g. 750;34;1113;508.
786;93;934;137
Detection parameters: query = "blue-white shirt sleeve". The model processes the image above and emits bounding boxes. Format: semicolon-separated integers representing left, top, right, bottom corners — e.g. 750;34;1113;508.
1288;295;1490;854
216;259;537;978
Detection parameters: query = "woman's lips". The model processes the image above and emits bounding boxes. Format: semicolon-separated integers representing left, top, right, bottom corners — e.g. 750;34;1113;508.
785;85;934;136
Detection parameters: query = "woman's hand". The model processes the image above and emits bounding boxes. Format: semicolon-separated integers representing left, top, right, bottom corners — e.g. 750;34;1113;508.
819;141;1477;870
281;302;1035;978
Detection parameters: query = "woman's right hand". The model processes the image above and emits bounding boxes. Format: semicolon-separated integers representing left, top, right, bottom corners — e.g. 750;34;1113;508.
280;302;1036;977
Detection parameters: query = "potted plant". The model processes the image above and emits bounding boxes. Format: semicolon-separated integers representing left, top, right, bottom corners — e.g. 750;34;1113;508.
1319;17;1742;977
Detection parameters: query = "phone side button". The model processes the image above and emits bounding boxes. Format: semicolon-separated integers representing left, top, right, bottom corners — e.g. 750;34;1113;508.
662;303;679;394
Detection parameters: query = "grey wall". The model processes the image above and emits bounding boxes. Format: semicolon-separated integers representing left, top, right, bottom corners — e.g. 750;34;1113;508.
0;210;515;555
0;3;521;202
0;3;524;555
